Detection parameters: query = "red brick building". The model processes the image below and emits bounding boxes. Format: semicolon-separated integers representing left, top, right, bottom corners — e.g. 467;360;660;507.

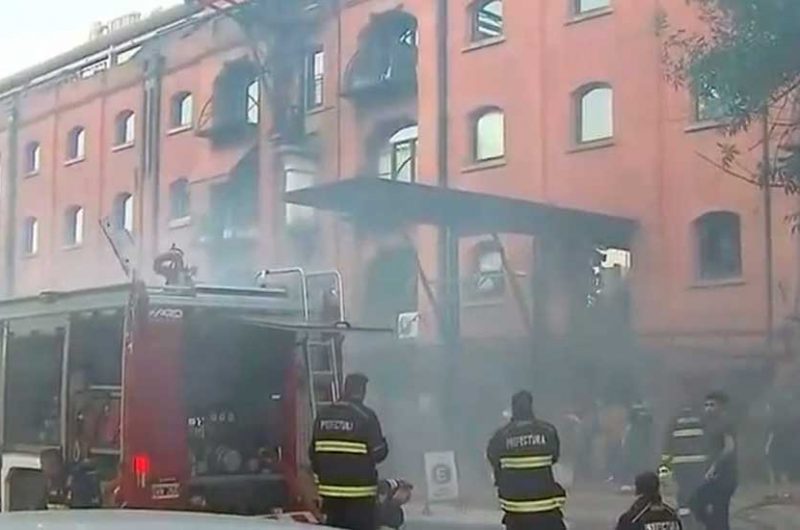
0;0;796;365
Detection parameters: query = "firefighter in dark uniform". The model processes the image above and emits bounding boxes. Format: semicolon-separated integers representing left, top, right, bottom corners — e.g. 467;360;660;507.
616;471;682;530
310;373;388;530
661;403;707;520
487;391;567;530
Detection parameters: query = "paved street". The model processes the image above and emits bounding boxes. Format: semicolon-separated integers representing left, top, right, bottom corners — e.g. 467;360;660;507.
404;486;800;530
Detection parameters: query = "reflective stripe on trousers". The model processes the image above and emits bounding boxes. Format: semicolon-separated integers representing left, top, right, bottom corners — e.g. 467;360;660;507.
499;455;554;469
314;440;369;454
500;496;566;513
317;484;378;498
671;455;707;464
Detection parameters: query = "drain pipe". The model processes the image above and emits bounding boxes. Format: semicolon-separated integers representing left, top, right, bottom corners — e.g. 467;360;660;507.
2;97;19;298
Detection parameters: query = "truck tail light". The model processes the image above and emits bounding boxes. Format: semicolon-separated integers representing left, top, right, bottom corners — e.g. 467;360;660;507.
132;454;151;488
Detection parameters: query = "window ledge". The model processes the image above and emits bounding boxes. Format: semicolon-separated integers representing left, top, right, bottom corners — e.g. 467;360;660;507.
112;142;135;152
62;243;83;252
64;156;86;167
568;138;614;153
690;277;745;290
462;298;505;309
24;170;40;178
462;36;506;54
306;105;331;116
685;120;728;134
168;216;192;229
167;124;193;136
566;6;614;26
462;157;507;174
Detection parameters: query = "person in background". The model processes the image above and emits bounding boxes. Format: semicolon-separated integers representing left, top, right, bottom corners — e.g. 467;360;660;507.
310;373;388;530
487;391;567;530
616;471;682;530
690;391;737;530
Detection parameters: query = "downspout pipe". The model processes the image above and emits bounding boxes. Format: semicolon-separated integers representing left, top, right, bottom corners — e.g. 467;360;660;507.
2;98;19;298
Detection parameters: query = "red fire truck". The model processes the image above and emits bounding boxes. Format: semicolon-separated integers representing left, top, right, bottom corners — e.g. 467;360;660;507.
0;250;376;515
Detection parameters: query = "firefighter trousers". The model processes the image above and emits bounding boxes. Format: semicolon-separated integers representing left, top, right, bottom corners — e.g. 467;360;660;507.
504;511;567;530
322;496;377;530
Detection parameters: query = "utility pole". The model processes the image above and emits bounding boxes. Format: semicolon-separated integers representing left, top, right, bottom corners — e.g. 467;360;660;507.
762;107;774;353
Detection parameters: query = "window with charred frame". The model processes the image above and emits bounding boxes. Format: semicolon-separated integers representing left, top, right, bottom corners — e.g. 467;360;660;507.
344;11;418;99
694;211;742;281
114;193;134;233
171;92;194;129
22;216;39;256
211;59;259;135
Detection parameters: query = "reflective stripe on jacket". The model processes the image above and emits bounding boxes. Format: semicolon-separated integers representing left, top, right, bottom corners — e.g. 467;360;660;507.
487;418;565;515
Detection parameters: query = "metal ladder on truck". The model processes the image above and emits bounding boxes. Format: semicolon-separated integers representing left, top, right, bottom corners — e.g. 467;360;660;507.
255;268;346;418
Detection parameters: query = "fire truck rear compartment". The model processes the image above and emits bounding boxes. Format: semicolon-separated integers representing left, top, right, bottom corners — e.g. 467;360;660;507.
183;314;295;514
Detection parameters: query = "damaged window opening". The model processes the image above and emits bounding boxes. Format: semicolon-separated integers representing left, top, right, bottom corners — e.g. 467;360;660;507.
344;11;418;97
472;0;504;41
211;60;260;132
378;124;418;182
694;80;728;123
695;211;742;281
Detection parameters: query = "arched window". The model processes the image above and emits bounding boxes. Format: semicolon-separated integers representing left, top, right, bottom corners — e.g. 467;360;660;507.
574;0;610;15
378;124;418;182
64;206;85;246
472;0;504;41
576;84;613;143
247;80;260;125
171;92;194;128
114;193;134;233
694;211;742;280
67;126;86;161
169;178;190;220
22;217;39;255
25;141;41;174
473;109;505;161
115;110;136;146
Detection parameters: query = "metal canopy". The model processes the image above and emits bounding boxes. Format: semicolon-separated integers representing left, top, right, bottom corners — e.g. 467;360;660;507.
285;179;637;247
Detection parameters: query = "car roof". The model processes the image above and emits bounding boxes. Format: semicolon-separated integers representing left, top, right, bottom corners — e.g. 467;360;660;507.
0;510;318;530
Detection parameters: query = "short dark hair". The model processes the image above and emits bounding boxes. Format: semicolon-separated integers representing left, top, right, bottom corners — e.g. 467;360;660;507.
705;390;730;405
635;471;660;498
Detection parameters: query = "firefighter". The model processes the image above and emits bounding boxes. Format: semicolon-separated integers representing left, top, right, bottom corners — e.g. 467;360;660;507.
310;373;388;530
615;471;682;530
661;402;707;520
487;391;567;530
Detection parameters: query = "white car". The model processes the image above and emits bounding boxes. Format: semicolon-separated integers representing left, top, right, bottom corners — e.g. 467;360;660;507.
0;510;319;530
